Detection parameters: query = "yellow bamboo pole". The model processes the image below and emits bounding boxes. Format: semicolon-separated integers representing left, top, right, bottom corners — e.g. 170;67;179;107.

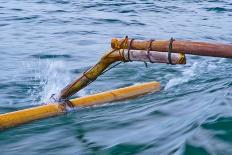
0;81;160;130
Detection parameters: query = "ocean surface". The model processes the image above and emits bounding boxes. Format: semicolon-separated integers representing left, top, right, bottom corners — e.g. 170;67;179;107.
0;0;232;154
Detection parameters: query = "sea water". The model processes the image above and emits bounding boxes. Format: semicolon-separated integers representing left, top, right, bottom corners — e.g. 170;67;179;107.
0;0;231;154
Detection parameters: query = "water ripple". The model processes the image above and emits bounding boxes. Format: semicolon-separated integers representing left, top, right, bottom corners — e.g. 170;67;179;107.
0;0;231;154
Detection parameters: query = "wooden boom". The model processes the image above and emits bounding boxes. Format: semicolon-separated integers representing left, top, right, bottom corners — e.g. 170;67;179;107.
111;38;232;58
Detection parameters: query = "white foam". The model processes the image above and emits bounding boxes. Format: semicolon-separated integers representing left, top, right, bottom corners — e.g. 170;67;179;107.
165;62;197;90
26;59;91;105
164;57;223;90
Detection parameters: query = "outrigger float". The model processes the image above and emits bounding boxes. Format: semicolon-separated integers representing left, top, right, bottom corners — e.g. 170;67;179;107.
0;37;232;130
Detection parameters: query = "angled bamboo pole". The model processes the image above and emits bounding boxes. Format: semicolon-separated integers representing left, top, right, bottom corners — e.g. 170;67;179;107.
0;81;160;130
57;49;185;100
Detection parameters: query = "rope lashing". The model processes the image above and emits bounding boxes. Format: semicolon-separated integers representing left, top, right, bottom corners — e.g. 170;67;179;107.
121;36;129;62
113;36;128;50
50;93;57;102
62;99;74;108
107;36;128;62
49;94;74;110
146;39;155;63
127;38;135;62
168;37;175;65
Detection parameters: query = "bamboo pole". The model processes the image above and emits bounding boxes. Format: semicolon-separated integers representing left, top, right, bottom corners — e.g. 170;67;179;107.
58;49;185;99
0;81;160;130
111;38;232;58
57;49;124;100
123;49;186;64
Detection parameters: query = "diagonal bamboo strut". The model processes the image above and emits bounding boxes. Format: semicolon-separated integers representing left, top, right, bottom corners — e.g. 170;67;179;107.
57;48;185;100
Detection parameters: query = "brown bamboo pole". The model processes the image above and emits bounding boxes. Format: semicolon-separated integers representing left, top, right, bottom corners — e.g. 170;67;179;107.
57;49;124;100
0;81;160;130
111;38;232;58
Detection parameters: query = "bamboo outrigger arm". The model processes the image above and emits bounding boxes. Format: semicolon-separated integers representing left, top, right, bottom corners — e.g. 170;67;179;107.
57;37;232;100
57;48;186;100
0;38;186;130
111;38;232;58
1;37;230;130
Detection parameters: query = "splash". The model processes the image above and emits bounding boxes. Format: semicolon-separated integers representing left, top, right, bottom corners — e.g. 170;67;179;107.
164;58;223;90
26;60;72;105
165;62;198;90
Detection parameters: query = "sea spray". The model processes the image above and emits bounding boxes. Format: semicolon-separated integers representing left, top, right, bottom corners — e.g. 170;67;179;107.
165;62;198;90
164;57;223;90
26;59;72;105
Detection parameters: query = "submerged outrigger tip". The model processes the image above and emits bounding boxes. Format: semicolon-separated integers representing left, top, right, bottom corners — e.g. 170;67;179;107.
0;82;160;130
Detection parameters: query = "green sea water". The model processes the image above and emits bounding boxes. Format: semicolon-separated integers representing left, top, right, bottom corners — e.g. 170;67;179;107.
0;0;232;154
